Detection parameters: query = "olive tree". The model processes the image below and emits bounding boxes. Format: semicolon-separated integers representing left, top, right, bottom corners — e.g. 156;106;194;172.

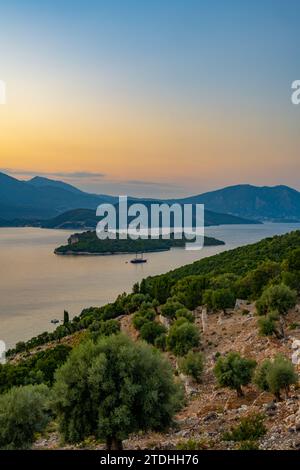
256;283;297;338
52;334;184;450
254;355;298;400
167;321;200;356
0;384;50;449
256;283;297;316
214;352;256;397
179;351;204;383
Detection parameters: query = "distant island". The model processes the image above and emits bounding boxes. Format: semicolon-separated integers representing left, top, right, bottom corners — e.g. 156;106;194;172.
54;230;225;255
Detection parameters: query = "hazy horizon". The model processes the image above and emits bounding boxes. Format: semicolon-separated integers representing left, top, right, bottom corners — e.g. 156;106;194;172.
2;168;300;200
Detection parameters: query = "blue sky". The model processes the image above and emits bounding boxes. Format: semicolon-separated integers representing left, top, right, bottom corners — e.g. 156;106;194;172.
0;0;299;197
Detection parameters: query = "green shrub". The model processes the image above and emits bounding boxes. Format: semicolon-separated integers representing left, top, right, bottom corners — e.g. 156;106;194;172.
160;300;185;319
286;247;300;272
176;438;209;450
179;351;204;383
52;334;184;449
175;308;194;323
253;359;272;392
0;344;71;393
139;321;167;344
0;384;50;449
154;334;167;351
211;288;236;313
256;283;297;316
171;275;207;310
167;322;200;356
223;414;266;442
132;308;155;330
267;355;297;400
257;316;277;336
88;319;120;341
238;440;260;450
214;352;256;397
254;355;298;400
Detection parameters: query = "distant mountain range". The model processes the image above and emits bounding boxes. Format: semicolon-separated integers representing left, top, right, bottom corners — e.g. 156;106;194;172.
179;184;300;222
0;172;117;219
1;172;299;229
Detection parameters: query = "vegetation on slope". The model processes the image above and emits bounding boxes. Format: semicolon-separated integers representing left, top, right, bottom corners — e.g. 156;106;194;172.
54;230;224;255
2;230;300;450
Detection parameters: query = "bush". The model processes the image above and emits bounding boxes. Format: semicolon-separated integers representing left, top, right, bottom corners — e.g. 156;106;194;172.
0;384;50;449
179;351;204;383
171;275;207;310
238;440;260;450
160;300;185;319
175;308;194;323
257;316;277;336
154;334;167;351
132;308;155;330
211;288;236;313
223;414;266;442
286;247;300;272
88;319;120;341
176;438;209;450
236;261;281;299
214;352;256;397
0;344;71;393
52;334;184;449
139;321;167;345
253;359;272;392
167;322;200;356
255;354;298;400
256;283;297;315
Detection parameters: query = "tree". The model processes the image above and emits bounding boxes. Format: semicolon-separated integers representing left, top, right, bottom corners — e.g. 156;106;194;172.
154;334;167;351
132;308;156;330
152;276;172;303
256;283;297;316
0;384;50;449
175;308;194;323
214;352;256;397
15;341;26;354
52;334;184;450
179;351;204;383
132;282;140;294
256;283;297;339
167;322;200;356
236;261;282;299
202;289;214;310
63;310;69;325
203;288;235;313
88;319;120;342
171;275;207;310
212;288;235;313
139;321;166;345
286;248;300;272
253;359;272;392
160;300;185;319
254;355;298;400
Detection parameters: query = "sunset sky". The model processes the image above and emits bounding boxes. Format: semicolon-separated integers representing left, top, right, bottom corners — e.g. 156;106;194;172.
0;0;299;197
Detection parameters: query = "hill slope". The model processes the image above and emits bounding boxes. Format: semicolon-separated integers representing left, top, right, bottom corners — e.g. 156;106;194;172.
180;184;300;221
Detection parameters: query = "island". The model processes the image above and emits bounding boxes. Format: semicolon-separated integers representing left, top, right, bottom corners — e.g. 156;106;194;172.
54;230;225;255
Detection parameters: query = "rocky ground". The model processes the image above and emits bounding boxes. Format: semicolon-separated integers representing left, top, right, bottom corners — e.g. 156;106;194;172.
33;304;300;450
